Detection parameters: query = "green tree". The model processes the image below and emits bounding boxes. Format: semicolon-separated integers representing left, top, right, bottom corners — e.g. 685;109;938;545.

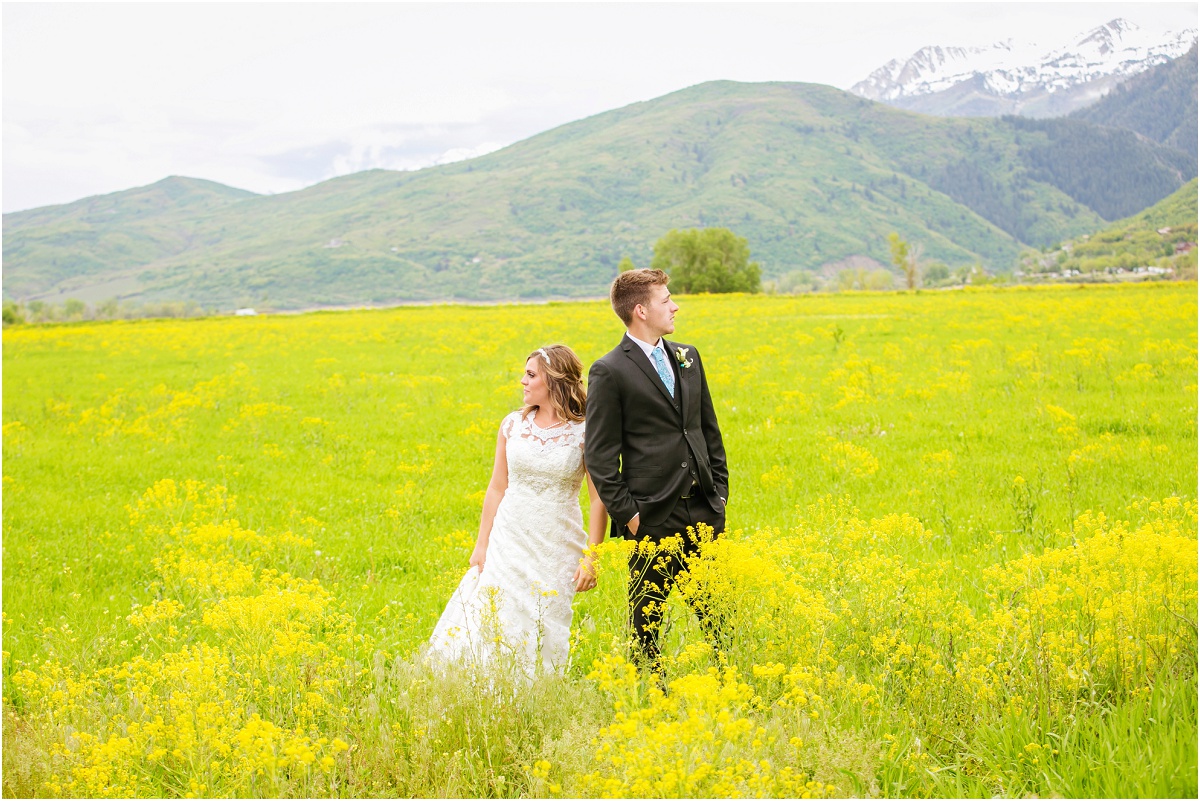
924;262;951;285
63;298;87;321
96;297;120;319
836;268;864;291
887;232;920;290
770;269;818;294
2;301;24;326
864;269;895;291
617;256;637;273
1175;245;1197;280
650;228;761;293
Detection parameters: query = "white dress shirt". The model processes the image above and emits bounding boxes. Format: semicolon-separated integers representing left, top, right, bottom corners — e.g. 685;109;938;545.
626;332;666;368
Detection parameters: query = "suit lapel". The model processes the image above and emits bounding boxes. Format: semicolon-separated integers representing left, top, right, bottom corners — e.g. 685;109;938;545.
621;334;677;408
663;339;688;420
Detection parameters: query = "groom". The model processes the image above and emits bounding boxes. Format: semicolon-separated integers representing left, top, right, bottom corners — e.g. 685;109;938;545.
585;268;729;671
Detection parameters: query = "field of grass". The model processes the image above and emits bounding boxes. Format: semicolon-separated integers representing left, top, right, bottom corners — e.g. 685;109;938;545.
3;282;1196;797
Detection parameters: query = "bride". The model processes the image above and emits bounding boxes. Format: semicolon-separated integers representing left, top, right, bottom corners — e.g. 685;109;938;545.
427;344;608;676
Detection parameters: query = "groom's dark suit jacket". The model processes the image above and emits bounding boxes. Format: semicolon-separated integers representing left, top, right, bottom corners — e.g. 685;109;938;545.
585;334;728;532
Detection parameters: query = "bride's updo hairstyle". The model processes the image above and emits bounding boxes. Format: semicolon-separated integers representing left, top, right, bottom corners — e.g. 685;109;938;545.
522;344;587;424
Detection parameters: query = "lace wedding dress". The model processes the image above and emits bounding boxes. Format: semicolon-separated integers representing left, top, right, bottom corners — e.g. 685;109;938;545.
427;411;588;676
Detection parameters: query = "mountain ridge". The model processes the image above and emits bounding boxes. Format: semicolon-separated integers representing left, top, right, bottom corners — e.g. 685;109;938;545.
1070;45;1198;157
853;18;1197;117
3;80;1194;309
4;176;259;227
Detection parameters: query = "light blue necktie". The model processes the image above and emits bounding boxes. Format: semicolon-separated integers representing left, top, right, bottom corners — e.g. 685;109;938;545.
651;345;675;398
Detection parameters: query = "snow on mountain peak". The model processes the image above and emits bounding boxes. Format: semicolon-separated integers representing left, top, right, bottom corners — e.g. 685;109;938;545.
852;18;1197;103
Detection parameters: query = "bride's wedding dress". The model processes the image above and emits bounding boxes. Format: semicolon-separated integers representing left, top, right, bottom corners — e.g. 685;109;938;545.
427;411;588;675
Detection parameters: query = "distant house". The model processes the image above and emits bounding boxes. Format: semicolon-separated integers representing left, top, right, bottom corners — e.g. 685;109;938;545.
235;308;257;316
1174;242;1195;255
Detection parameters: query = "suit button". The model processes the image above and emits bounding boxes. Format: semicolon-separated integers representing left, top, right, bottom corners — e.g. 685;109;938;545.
681;461;688;468
683;429;688;434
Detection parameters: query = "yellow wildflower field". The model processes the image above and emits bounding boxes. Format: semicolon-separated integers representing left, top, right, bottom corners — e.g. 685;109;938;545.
2;283;1196;797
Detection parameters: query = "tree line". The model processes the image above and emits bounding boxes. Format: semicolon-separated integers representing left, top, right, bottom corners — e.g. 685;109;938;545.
9;215;1192;328
2;298;214;326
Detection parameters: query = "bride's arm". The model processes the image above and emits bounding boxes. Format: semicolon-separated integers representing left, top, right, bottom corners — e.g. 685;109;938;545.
470;430;509;571
574;469;608;592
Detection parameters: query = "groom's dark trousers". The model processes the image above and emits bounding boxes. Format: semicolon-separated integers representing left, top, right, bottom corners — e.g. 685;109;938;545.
625;496;727;668
585;333;729;670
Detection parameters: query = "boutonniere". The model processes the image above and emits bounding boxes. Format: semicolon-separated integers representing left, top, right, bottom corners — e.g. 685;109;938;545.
675;347;693;369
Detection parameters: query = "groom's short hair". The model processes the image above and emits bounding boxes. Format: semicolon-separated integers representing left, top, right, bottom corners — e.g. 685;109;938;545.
610;269;669;325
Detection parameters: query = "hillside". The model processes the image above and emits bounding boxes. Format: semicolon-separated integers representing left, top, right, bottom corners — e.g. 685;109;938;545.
2;177;260;301
1071;45;1198;158
1021;178;1198;277
3;81;1195;309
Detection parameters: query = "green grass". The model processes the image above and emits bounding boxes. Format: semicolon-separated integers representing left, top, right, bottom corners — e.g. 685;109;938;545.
3;283;1196;797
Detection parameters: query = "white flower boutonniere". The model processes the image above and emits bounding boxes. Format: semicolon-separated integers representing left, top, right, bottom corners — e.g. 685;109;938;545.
675;347;693;369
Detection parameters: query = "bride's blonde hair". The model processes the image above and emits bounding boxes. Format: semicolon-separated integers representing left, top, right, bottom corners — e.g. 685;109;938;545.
522;344;586;423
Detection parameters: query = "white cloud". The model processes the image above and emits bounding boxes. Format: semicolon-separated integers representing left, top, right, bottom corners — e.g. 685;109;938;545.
4;2;1196;212
431;142;505;166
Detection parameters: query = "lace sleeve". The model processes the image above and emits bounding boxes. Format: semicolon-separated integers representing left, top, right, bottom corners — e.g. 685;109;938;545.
576;420;586;451
499;411;520;439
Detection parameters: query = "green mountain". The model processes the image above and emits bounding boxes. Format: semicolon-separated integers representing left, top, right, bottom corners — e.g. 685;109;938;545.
1000;115;1194;220
1021;178;1198;276
1071;46;1198;158
4;81;1195;309
1119;176;1199;230
2;177;259;301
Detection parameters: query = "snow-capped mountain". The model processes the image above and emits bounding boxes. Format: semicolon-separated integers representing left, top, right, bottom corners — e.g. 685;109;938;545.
852;19;1197;117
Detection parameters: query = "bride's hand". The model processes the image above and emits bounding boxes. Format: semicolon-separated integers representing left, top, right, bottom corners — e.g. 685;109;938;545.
469;544;486;572
574;554;597;592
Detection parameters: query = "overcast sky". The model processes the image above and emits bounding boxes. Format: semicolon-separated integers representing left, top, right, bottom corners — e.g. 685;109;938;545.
3;1;1196;213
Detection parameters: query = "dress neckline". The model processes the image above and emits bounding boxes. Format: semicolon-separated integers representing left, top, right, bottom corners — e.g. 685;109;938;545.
528;414;570;432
